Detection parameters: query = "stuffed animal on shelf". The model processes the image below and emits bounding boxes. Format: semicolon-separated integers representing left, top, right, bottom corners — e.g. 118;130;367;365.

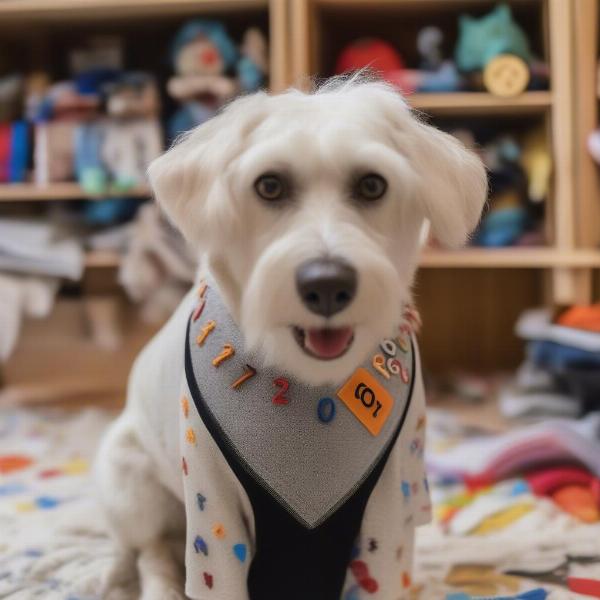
335;35;462;94
415;26;462;93
455;4;533;97
79;72;163;225
167;20;268;140
33;71;110;186
335;38;408;88
457;127;547;248
101;72;162;191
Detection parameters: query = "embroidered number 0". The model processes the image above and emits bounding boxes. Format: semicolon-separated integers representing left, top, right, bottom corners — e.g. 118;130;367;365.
272;377;290;405
317;397;336;423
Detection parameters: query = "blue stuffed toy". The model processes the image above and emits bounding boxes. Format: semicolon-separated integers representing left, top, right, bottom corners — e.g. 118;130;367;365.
167;20;268;140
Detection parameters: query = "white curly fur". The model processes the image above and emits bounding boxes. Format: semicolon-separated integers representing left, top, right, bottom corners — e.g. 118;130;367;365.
96;76;487;598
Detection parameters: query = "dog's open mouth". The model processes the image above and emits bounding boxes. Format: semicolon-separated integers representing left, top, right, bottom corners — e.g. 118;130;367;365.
292;326;354;360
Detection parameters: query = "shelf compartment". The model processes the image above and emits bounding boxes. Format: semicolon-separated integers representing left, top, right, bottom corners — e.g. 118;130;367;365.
0;183;151;202
0;0;268;21
409;91;552;115
421;247;600;268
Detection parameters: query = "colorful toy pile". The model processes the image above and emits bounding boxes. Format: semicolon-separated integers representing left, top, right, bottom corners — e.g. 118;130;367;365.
423;409;600;598
0;20;269;205
502;306;600;419
334;3;549;97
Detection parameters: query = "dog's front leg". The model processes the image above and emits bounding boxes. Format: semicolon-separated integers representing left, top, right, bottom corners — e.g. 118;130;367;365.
96;415;187;600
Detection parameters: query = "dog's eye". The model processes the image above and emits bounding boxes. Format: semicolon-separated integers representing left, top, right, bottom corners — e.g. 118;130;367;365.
354;174;387;201
254;174;287;202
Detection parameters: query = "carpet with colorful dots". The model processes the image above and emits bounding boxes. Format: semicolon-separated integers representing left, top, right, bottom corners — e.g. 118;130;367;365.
1;407;599;599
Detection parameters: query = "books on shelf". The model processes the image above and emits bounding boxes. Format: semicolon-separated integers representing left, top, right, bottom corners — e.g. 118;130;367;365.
0;121;29;183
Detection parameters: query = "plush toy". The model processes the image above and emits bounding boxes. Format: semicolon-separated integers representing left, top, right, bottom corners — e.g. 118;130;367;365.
167;20;268;139
79;72;163;225
455;4;533;96
468;130;535;247
335;38;412;91
101;72;162;191
415;27;463;93
335;36;462;94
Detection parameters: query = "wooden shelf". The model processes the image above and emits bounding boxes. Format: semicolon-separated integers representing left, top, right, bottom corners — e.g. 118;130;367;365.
408;91;553;115
421;247;600;268
85;250;121;269
0;183;151;202
0;0;266;21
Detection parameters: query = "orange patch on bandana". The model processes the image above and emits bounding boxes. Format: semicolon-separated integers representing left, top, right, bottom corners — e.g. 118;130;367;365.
337;368;394;436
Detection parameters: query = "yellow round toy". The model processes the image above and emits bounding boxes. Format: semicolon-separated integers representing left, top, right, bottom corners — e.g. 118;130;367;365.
483;54;530;97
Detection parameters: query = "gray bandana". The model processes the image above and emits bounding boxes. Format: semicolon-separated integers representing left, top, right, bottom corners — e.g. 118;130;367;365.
185;279;414;529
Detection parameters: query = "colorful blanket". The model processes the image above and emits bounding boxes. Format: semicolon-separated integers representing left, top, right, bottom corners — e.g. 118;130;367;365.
1;407;600;599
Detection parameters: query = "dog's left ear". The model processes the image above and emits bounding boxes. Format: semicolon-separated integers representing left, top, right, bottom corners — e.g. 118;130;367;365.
372;83;487;248
147;92;269;246
406;118;488;247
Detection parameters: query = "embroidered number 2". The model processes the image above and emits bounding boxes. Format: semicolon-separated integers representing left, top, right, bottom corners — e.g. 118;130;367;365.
272;377;290;405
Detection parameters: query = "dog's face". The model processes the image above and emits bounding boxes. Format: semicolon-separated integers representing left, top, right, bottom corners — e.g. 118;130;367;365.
149;80;487;385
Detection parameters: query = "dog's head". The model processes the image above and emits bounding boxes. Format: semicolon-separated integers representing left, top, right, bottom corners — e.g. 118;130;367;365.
149;78;487;385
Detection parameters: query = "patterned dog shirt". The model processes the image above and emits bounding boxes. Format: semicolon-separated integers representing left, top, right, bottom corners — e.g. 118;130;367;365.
179;279;431;600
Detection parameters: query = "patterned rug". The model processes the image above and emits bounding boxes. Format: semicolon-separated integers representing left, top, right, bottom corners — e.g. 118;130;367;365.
0;407;599;599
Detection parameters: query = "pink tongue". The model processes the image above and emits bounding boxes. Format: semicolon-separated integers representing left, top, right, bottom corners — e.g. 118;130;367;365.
306;327;353;359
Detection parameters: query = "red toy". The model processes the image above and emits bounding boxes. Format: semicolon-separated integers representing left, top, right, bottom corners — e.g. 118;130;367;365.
334;39;416;93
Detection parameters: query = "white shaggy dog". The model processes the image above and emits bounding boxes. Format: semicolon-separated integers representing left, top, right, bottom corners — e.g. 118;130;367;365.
96;77;487;600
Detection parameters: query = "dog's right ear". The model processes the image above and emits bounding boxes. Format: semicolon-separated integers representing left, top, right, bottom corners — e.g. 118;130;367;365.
148;92;269;246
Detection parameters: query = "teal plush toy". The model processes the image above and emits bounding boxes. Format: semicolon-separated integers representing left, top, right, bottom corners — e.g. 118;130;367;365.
455;4;532;72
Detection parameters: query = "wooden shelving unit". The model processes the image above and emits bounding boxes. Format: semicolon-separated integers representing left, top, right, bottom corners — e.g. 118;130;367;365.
290;0;599;307
421;247;600;268
0;183;151;202
0;0;288;272
408;91;552;115
1;0;599;381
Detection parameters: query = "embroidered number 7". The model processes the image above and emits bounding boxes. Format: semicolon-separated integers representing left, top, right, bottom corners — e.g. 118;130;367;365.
272;377;290;405
212;344;235;367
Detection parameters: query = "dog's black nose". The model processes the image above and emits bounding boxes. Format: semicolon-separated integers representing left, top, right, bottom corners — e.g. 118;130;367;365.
296;258;357;317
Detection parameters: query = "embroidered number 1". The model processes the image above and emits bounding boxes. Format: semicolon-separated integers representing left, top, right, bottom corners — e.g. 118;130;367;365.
272;377;290;405
196;320;216;346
